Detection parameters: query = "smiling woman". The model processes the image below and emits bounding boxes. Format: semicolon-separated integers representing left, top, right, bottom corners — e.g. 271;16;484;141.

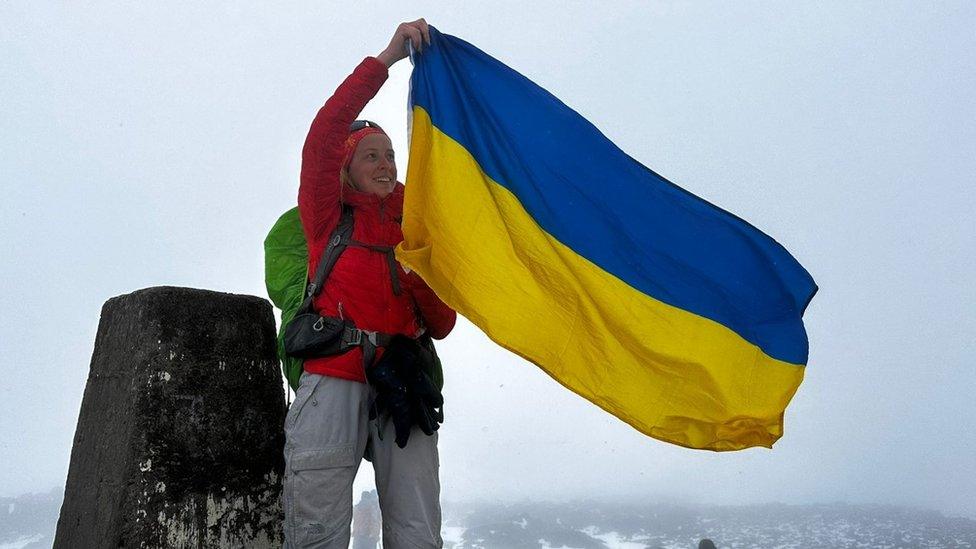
283;18;457;549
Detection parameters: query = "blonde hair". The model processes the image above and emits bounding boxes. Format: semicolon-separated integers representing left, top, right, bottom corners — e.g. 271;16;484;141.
340;166;359;191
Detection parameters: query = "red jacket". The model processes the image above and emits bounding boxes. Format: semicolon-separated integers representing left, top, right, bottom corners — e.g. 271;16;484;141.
298;57;456;383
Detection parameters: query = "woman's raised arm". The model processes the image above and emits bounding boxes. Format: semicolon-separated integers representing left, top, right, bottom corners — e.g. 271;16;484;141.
298;58;389;244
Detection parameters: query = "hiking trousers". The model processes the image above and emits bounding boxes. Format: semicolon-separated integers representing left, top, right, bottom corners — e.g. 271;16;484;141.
283;372;442;549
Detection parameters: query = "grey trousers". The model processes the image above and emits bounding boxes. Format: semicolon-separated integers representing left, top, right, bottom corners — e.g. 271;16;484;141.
283;372;442;549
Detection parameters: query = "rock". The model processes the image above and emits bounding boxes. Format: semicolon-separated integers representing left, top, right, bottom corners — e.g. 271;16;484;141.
54;287;285;548
352;490;381;549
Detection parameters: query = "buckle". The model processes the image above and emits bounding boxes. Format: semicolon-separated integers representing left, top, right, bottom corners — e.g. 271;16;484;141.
346;328;363;346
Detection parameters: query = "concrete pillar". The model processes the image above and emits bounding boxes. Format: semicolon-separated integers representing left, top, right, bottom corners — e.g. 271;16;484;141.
55;286;285;548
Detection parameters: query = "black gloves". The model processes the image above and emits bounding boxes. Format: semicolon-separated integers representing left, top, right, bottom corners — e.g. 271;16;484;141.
366;335;444;448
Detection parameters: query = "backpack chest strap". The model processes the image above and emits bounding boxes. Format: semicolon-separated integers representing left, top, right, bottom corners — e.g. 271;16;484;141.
306;206;403;300
345;238;402;296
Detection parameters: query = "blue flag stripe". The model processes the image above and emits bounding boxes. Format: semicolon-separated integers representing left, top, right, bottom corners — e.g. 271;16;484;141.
410;28;817;365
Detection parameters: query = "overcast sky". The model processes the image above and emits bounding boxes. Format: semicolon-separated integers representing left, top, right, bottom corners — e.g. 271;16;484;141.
2;2;974;520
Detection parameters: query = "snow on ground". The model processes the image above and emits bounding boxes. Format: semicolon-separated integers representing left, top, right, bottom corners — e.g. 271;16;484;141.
582;525;649;549
441;525;466;548
538;540;575;549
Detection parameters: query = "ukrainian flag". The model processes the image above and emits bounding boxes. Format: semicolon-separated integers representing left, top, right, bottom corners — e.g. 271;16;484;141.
396;28;817;451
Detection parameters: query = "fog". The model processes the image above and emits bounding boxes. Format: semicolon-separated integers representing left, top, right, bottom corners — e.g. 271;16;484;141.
2;1;974;521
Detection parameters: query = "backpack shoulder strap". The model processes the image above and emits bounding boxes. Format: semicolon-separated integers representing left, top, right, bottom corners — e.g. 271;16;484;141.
304;205;355;303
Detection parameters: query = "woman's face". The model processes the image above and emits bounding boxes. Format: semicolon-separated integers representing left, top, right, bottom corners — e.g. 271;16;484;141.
348;133;397;197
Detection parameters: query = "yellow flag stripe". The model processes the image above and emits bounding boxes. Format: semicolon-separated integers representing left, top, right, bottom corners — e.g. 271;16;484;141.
398;107;804;451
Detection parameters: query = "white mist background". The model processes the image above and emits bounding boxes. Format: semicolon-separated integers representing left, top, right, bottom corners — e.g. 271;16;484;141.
2;2;974;519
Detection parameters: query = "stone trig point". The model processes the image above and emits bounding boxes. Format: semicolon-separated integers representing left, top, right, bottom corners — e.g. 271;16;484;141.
54;287;286;548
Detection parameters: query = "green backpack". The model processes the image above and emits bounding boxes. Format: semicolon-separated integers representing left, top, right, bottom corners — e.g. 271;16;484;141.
263;207;308;391
263;207;445;392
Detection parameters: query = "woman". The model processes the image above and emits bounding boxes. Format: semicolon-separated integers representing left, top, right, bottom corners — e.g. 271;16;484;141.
284;19;455;549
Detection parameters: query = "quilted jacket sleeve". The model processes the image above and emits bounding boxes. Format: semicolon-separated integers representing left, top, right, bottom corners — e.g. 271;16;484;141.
405;271;457;340
298;57;389;244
